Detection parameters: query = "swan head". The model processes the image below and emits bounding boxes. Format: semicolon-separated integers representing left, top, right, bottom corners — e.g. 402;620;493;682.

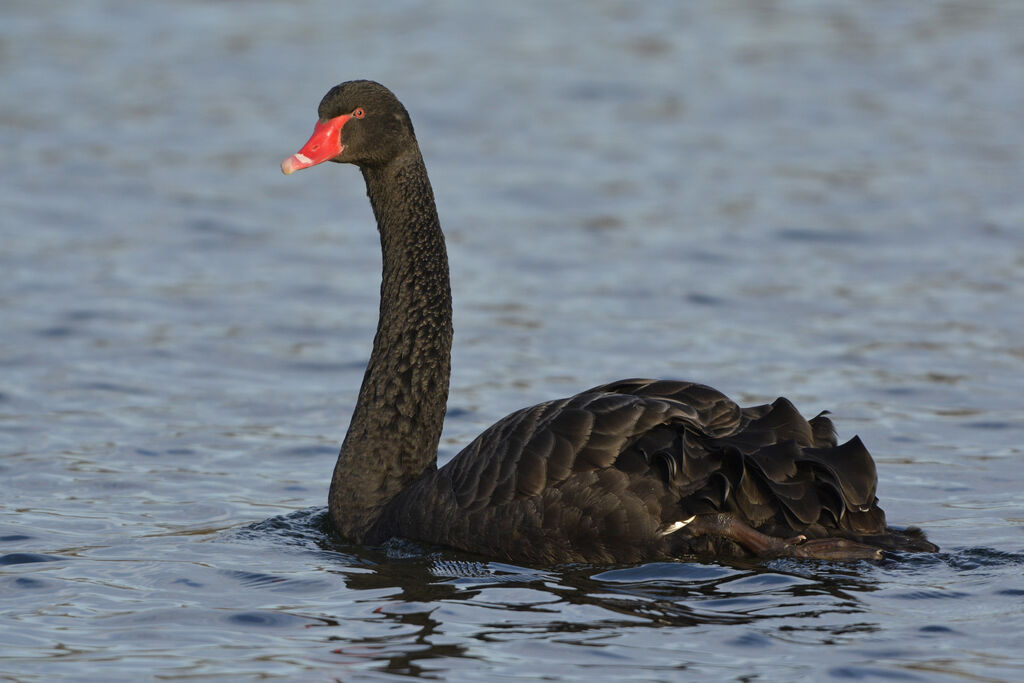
282;80;417;174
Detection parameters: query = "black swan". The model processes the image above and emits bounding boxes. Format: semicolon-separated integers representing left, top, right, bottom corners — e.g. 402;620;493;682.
280;80;936;564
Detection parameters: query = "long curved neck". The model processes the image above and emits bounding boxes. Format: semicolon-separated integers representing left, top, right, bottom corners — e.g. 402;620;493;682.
329;149;453;541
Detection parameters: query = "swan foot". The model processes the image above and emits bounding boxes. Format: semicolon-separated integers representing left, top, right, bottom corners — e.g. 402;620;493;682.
683;514;883;561
784;537;883;561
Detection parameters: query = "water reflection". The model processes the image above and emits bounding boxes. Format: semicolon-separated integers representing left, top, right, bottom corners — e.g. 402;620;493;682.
224;508;1023;675
239;509;896;673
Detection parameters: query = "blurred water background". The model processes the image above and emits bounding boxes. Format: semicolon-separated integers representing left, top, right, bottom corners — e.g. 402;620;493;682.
2;1;1023;680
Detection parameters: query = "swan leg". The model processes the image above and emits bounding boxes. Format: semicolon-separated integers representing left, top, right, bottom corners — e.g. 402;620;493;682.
685;514;883;561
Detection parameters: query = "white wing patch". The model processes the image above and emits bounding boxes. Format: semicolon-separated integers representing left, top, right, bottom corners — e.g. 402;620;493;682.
659;515;696;536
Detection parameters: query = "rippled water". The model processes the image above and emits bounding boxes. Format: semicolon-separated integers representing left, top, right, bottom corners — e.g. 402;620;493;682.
2;1;1023;680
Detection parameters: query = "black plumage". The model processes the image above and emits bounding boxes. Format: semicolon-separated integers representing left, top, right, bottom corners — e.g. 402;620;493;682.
280;80;937;565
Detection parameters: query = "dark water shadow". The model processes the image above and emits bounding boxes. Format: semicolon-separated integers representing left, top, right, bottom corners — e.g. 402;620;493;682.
235;509;1024;600
227;510;1024;677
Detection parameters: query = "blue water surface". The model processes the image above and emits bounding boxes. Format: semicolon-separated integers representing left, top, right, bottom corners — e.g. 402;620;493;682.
2;1;1023;680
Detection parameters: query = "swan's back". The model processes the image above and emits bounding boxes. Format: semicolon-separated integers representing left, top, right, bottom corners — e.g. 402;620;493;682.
371;379;935;564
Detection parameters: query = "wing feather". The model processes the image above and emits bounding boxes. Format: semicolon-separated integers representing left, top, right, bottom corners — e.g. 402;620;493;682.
378;378;913;563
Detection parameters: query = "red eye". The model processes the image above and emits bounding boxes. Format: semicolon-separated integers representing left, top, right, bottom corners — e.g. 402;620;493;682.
353;108;366;119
